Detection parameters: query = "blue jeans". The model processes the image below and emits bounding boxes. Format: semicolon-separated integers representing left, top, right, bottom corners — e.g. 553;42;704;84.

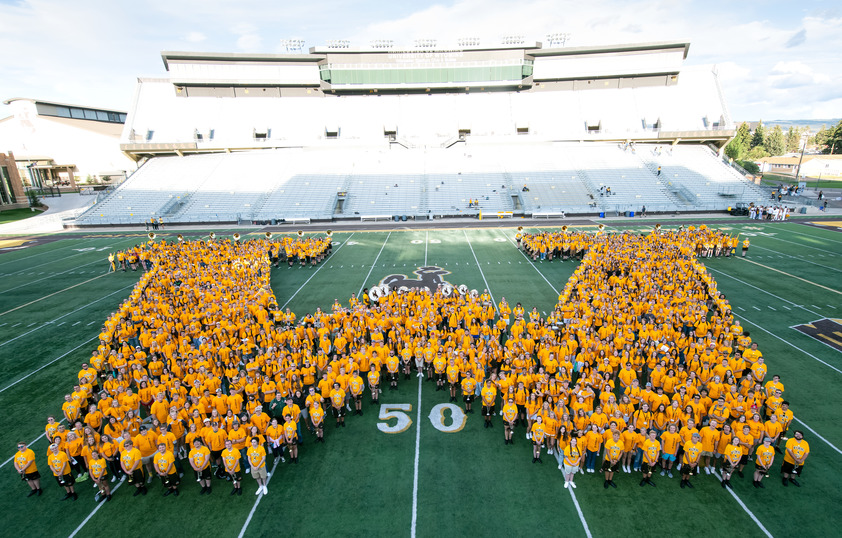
586;450;599;471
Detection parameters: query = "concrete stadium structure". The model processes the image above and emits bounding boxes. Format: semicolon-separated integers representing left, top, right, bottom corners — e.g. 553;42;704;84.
74;39;764;225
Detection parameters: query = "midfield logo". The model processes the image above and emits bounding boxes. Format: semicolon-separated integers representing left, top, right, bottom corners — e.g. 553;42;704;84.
379;266;453;291
792;318;842;352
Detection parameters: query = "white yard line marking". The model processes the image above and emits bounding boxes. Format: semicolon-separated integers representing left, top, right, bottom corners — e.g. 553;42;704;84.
738;313;842;374
424;231;428;266
410;375;423;538
567;489;593;538
463;231;498;313
0;284;134;348
72;321;81;326
68;481;125;538
0;336;98;394
498;230;560;296
793;418;842;456
711;470;773;538
281;233;355;310
237;459;281;538
706;267;821;317
0;274;108;317
358;232;391;297
739;258;842;295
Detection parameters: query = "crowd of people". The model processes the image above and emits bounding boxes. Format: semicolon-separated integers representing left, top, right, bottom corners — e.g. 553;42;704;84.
748;204;790;221
14;227;810;504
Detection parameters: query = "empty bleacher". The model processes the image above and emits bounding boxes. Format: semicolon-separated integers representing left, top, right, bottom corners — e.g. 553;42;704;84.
74;141;767;226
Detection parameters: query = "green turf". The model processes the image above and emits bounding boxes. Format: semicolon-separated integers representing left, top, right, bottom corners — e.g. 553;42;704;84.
1;223;841;537
0;207;44;224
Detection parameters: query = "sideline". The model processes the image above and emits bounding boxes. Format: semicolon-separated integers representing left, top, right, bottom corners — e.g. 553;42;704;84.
410;375;423;538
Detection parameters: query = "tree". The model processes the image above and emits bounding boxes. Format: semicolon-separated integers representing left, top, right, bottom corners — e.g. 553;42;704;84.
820;119;842;155
785;126;802;153
766;125;786;156
751;120;766;149
725;122;751;160
746;146;769;160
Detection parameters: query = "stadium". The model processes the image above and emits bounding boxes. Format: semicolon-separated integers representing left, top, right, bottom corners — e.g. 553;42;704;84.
2;32;841;538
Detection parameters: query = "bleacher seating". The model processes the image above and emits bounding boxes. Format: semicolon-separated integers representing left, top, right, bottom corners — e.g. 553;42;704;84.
74;141;767;225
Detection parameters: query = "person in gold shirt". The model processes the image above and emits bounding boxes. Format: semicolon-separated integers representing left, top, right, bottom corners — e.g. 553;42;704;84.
247;437;268;495
502;398;517;445
781;430;809;487
47;442;76;500
640;430;660;487
602;430;624;489
680;432;702;489
88;449;112;502
530;416;546;464
221;439;243;496
720;438;743;489
14;441;42;497
153;443;180;497
754;437;775;489
562;436;582;489
480;380;497;429
188;438;213;495
120;439;147;497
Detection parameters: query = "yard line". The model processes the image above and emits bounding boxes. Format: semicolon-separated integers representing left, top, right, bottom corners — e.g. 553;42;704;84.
0;336;98;394
424;231;428;266
281;233;355;310
0;418;65;469
736;313;842;375
739;258;842;295
463;231;498;313
410;376;423;538
497;230;560;296
0;252;102;294
711;470;773;538
67;481;125;538
358;232;391;297
2;242;103;276
567;489;593;538
705;267;821;318
750;245;842;274
793;417;842;456
0;273;108;317
237;459;281;538
72;321;80;326
0;237;97;268
756;224;842;247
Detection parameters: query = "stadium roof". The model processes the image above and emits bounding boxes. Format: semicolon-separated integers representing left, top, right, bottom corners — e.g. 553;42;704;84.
2;97;126;114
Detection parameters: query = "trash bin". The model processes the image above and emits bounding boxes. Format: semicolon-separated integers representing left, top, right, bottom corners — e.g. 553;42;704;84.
270;219;276;225
599;212;605;218
394;215;400;222
401;215;407;221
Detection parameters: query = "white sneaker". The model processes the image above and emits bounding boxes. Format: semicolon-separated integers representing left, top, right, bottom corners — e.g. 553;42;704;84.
704;467;711;475
558;465;563;471
196;476;201;482
570;482;577;488
526;433;531;440
267;472;271;478
256;488;262;496
146;475;153;484
111;476;117;483
660;470;665;476
564;482;569;489
548;449;554;455
120;474;126;481
668;471;673;478
579;468;584;475
262;486;267;495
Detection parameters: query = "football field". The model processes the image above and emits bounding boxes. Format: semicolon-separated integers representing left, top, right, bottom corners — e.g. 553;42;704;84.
1;219;842;537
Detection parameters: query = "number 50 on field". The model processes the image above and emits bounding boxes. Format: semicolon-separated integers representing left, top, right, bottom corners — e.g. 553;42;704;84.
377;403;467;434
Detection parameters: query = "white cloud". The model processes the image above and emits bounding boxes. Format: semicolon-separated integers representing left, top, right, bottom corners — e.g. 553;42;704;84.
184;31;206;43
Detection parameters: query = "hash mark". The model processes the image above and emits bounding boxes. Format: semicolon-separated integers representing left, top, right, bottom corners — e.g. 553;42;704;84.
782;306;791;310
768;306;776;311
72;321;81;326
752;306;761;310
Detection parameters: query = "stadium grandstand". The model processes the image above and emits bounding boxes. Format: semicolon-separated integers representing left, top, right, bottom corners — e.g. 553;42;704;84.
73;39;766;226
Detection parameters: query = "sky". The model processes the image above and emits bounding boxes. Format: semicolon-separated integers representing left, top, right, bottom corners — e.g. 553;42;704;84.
0;0;840;122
